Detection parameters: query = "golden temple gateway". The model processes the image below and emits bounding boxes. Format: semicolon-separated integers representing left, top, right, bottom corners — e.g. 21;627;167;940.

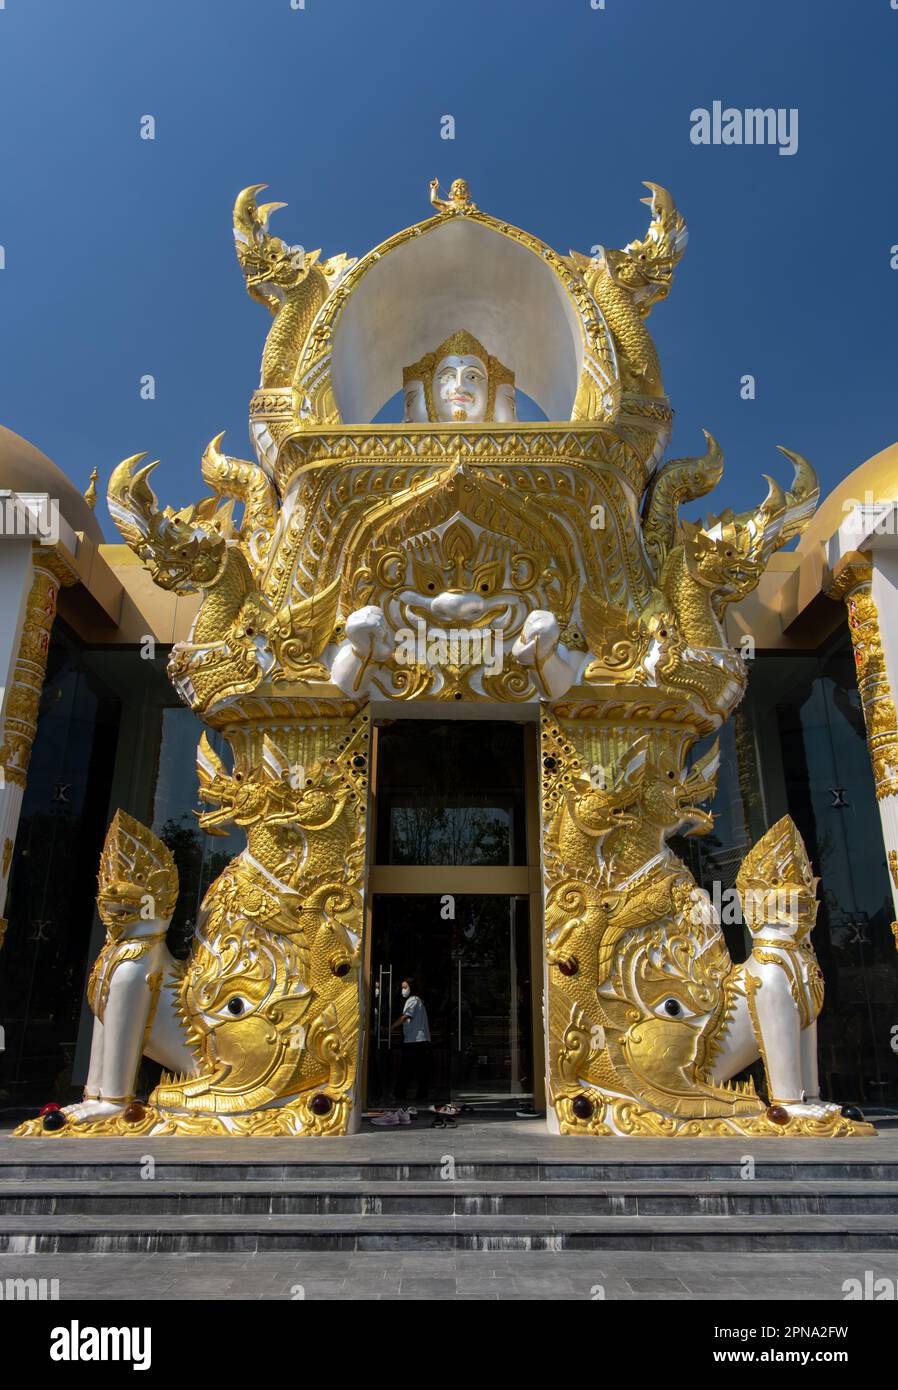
2;179;896;1139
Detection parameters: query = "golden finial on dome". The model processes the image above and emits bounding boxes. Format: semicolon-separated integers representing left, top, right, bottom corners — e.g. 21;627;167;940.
429;178;476;214
84;467;99;510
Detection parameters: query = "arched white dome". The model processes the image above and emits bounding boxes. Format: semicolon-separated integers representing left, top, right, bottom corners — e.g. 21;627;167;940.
0;425;103;544
328;215;594;425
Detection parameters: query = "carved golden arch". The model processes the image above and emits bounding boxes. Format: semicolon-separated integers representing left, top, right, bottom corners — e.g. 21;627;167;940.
291;208;622;429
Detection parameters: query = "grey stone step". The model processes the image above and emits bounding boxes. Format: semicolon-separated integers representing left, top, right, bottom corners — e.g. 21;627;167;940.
4;1158;898;1183
3;1178;898;1217
1;1211;897;1253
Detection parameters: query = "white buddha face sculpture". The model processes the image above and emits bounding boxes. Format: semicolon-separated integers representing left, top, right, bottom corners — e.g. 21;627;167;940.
402;330;517;424
434;354;489;422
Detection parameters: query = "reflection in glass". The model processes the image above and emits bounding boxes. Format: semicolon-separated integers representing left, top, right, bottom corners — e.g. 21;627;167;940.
152;708;241;957
679;633;898;1108
369;894;532;1107
0;627;121;1111
376;721;526;865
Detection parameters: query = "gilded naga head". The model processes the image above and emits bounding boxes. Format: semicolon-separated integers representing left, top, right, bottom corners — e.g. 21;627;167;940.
107;454;230;592
680;449;819;608
195;733;353;841
605;182;688;307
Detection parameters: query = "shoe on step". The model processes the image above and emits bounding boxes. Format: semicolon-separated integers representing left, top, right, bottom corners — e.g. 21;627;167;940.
371;1110;400;1127
397;1108;412;1125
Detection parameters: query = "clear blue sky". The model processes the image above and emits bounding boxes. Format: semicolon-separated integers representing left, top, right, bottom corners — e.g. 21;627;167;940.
1;0;896;537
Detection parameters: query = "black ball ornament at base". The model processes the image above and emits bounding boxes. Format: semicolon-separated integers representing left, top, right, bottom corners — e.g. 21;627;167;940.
310;1093;332;1116
42;1110;67;1132
571;1094;594;1121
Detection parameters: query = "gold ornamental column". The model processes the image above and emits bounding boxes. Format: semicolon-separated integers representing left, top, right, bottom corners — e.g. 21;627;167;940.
0;550;75;948
828;551;898;942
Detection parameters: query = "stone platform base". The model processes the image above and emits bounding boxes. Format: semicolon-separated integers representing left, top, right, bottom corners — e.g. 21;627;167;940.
1;1116;895;1258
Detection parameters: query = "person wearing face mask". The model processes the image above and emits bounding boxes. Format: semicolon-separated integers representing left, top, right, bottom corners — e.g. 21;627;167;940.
392;977;431;1104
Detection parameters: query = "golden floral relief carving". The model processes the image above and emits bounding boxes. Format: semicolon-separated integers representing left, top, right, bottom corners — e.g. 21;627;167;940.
0;563;63;793
827;561;898;800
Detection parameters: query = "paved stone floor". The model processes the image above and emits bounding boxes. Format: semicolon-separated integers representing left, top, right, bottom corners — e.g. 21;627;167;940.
0;1249;895;1300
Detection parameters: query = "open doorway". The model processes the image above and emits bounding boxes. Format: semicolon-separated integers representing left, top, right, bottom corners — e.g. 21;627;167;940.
368;894;533;1108
364;718;543;1112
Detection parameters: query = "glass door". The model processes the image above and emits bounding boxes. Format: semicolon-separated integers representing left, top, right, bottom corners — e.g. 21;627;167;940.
367;894;533;1108
452;896;531;1104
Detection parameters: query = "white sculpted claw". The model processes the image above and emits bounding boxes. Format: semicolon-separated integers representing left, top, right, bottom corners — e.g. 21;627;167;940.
331;605;394;696
779;1100;843;1120
62;1100;128;1122
512;610;584;699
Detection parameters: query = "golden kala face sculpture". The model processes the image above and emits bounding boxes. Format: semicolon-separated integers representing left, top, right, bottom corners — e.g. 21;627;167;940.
16;177;873;1139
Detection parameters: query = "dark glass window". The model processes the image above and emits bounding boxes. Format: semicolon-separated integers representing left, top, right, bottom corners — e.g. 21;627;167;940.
374;720;527;865
151;707;242;958
678;631;898;1109
0;626;121;1113
0;635;243;1114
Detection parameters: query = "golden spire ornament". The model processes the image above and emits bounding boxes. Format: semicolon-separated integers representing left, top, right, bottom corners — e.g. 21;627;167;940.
84;467;99;510
429;177;476;214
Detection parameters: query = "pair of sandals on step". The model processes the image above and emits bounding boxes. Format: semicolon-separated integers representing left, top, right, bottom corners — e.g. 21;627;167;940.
430;1103;461;1129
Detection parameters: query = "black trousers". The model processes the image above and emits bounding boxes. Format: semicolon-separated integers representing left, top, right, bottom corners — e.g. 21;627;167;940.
395;1042;431;1101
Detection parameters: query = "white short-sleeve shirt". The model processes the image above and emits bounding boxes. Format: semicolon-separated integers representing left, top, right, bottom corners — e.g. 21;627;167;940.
401;994;431;1043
